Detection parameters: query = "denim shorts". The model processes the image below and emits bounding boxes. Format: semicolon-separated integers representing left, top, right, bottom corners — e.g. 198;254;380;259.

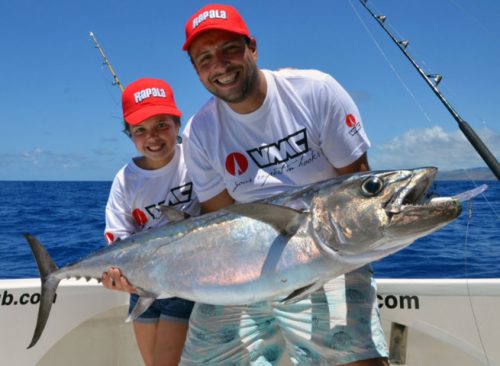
129;294;194;324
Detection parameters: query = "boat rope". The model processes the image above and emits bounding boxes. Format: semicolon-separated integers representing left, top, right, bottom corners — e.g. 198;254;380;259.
464;199;491;365
356;0;500;180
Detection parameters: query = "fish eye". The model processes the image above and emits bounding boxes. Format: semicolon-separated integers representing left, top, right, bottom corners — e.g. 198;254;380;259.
361;176;385;197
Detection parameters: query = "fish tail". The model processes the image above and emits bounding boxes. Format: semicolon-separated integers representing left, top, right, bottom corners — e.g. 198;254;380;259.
23;233;61;349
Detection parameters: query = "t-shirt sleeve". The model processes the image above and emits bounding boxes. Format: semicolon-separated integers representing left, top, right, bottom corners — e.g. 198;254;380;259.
316;74;371;168
104;175;136;244
182;118;227;202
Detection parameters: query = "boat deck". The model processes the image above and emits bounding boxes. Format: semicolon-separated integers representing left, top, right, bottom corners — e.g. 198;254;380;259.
1;278;498;365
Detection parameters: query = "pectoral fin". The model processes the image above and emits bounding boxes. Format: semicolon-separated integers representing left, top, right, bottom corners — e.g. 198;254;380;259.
223;203;307;236
280;282;323;304
125;297;155;322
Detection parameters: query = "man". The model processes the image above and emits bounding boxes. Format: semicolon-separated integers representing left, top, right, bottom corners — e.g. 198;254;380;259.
180;4;389;365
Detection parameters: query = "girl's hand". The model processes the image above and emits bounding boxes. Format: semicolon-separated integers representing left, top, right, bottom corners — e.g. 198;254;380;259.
101;267;137;293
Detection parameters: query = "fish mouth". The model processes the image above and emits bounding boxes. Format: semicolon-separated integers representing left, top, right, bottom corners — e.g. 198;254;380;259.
383;167;463;237
384;167;460;216
384;167;435;213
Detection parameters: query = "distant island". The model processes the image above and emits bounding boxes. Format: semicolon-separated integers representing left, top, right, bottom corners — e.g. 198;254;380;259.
437;167;496;181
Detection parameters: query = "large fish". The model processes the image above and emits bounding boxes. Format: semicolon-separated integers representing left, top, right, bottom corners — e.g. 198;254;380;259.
25;167;468;348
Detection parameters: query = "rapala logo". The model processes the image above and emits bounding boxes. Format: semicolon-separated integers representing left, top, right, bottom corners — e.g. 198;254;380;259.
134;88;167;103
225;152;249;176
246;129;309;168
345;114;361;136
192;9;227;29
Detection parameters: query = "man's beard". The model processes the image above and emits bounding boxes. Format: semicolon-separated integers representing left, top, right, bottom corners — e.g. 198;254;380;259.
214;63;259;105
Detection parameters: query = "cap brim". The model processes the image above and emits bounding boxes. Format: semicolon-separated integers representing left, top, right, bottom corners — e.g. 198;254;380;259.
125;106;182;125
182;26;250;51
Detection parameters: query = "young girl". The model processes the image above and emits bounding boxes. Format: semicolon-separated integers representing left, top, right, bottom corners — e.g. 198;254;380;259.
102;78;199;366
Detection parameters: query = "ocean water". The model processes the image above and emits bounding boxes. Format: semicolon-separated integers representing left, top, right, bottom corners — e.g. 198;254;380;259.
0;180;498;280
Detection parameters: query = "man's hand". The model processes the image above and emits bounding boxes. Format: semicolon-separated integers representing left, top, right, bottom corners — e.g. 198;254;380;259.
335;153;370;175
200;189;235;213
101;267;137;293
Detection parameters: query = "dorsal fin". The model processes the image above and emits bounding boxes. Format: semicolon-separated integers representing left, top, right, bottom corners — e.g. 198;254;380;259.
223;203;308;236
156;205;190;223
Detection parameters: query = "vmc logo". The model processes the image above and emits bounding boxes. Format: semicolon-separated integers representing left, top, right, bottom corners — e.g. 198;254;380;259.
224;129;309;176
247;129;309;168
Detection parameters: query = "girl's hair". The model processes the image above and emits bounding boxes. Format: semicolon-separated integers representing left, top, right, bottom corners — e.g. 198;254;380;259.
122;116;181;138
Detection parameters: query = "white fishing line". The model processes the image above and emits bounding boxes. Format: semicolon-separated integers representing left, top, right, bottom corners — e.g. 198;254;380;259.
462;170;499;219
447;0;500;42
352;2;497;364
98;64;121;109
463;199;491;366
348;0;433;123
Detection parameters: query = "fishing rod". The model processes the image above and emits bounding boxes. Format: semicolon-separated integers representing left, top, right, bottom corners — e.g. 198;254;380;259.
358;0;500;180
89;32;124;92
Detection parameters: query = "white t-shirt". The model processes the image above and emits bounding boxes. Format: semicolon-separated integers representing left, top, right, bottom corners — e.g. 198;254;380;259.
183;69;370;203
104;144;200;243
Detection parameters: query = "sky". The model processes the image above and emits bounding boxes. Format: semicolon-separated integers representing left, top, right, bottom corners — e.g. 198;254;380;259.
1;0;499;181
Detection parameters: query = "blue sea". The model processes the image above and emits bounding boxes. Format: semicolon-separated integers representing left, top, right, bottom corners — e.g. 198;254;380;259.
0;180;498;280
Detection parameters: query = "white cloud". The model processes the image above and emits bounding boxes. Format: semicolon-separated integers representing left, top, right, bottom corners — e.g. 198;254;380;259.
0;148;119;180
21;147;44;165
371;126;499;171
19;148;80;169
92;148;117;157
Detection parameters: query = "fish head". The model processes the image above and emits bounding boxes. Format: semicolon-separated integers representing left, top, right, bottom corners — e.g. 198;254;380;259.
310;167;462;256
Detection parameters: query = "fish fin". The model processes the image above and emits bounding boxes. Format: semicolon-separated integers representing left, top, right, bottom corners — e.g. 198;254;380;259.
280;282;323;304
223;203;307;236
125;297;156;323
156;205;190;223
23;233;61;349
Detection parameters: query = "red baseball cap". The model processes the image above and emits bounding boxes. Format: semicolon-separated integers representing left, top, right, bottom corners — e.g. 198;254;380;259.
122;78;182;125
182;4;250;51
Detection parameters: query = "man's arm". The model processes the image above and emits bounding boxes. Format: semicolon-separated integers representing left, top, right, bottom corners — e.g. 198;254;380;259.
335;152;370;175
201;189;235;213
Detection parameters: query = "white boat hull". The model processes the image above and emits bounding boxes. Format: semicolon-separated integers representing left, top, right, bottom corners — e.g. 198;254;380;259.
1;278;499;365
